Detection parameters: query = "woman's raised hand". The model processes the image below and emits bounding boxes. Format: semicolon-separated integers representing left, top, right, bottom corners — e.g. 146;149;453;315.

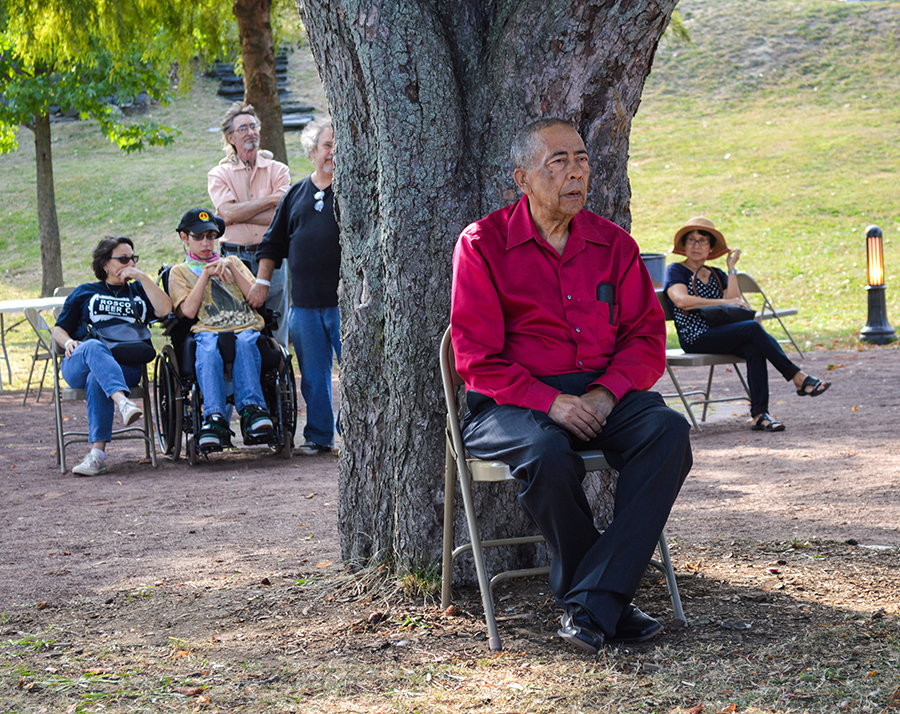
726;248;742;271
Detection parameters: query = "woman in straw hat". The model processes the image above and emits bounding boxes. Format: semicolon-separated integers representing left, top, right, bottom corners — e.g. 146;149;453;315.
663;217;830;432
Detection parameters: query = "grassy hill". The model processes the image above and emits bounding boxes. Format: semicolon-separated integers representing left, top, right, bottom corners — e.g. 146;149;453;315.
630;0;900;348
1;0;898;386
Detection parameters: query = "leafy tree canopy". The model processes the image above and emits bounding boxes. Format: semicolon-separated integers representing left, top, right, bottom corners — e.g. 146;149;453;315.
0;0;239;152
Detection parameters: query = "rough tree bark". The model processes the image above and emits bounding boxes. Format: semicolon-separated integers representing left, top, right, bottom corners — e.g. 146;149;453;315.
297;0;676;577
31;113;64;297
234;0;288;165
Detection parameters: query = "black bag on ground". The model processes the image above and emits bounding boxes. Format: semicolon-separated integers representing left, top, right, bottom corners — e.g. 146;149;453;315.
88;321;155;364
690;269;756;327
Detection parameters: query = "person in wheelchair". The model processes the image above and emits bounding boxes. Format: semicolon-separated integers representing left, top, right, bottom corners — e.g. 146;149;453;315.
168;208;275;452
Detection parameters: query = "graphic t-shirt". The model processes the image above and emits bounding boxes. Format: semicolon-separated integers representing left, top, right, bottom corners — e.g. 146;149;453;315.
55;281;153;341
168;257;264;334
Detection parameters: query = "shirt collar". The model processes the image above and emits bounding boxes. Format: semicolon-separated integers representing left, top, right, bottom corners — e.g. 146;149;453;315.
505;195;610;252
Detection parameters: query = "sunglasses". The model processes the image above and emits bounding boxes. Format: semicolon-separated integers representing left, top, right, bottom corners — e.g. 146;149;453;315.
111;254;139;265
314;190;325;212
189;232;218;243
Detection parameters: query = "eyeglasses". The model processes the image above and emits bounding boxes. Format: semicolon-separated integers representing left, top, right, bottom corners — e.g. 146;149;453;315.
189;232;218;243
111;254;139;265
314;190;325;212
684;238;710;247
233;121;261;136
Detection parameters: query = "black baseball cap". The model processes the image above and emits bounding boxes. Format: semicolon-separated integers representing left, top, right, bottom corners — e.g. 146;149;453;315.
177;208;225;237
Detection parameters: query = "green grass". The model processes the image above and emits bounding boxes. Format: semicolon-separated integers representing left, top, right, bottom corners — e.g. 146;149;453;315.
630;0;900;349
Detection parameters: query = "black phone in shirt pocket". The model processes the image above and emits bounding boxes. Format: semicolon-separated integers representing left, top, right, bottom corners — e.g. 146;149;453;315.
597;282;618;327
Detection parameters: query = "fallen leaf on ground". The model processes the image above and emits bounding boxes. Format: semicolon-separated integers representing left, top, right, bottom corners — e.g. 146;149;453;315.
172;686;204;696
316;560;333;568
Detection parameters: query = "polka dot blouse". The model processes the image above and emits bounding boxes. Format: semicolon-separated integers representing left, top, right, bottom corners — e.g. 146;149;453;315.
662;262;729;346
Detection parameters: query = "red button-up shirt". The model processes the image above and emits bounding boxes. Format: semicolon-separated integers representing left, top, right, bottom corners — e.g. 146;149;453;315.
451;196;665;413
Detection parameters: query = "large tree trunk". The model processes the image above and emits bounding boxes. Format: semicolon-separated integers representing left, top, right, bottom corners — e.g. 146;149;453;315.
297;0;676;577
32;113;63;297
234;0;288;165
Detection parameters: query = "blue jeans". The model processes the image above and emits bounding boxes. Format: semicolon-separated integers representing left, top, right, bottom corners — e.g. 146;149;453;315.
194;330;266;419
685;320;800;417
289;306;341;446
462;385;691;638
60;339;142;443
219;244;290;348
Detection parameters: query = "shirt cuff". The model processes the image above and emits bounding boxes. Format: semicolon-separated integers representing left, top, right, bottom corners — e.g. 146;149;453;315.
522;380;563;414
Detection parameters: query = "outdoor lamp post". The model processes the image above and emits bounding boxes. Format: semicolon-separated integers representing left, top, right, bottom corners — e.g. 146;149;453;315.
860;225;897;344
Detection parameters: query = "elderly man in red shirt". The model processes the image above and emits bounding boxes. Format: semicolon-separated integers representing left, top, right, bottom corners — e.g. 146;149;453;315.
451;118;692;653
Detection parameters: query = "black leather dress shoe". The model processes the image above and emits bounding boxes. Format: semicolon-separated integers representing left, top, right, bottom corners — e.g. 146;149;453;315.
609;604;664;643
557;606;606;654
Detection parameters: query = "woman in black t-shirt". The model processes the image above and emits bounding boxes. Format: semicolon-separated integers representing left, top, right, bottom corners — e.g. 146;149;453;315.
52;236;172;475
663;217;830;432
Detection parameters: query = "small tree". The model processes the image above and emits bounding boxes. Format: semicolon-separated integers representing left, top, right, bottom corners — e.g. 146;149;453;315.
0;42;179;294
0;0;298;294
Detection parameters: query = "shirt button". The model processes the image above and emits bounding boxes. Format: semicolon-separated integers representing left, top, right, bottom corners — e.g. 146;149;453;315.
575;328;581;333
567;295;572;300
578;360;583;366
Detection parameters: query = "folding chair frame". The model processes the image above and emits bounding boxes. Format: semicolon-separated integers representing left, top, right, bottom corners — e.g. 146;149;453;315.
439;327;685;651
656;289;751;430
737;271;803;357
51;341;158;474
22;307;53;405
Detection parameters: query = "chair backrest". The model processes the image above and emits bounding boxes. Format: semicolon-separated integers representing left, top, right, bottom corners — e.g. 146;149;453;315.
736;271;762;295
736;271;777;315
53;286;76;298
440;327;468;463
656;288;675;321
24;307;53;352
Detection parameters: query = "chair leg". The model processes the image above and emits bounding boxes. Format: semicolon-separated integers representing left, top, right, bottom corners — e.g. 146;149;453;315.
776;316;804;358
667;363;701;430
22;345;43;406
35;360;49;403
441;440;456;610
53;371;67;474
655;531;687;626
457;462;503;651
701;365;717;423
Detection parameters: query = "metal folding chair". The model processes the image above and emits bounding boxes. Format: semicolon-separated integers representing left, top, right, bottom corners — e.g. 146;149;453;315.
22;308;54;405
656;289;751;430
737;271;803;357
439;327;685;651
51;339;158;474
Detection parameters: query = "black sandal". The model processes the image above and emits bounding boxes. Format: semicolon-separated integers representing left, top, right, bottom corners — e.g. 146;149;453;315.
796;375;831;397
751;413;785;432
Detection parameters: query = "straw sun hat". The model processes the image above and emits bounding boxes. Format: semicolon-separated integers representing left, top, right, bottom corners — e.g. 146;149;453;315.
671;217;730;260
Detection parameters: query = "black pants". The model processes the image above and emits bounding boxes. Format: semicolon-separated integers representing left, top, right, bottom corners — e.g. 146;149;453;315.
462;381;692;637
685;320;800;416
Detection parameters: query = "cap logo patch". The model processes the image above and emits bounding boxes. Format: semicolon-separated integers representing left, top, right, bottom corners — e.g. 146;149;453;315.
198;211;210;221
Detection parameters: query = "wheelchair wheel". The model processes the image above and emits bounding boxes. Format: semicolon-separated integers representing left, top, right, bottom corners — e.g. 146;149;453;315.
186;385;202;466
153;346;183;461
271;356;297;458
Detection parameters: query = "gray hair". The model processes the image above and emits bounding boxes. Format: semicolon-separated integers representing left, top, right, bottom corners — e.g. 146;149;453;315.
220;101;259;155
509;118;576;171
300;118;333;158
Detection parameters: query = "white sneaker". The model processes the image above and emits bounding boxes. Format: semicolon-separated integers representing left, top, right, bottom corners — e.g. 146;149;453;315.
118;398;143;427
72;451;108;477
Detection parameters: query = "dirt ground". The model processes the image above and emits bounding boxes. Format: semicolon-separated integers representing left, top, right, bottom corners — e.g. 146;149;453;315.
2;344;899;712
